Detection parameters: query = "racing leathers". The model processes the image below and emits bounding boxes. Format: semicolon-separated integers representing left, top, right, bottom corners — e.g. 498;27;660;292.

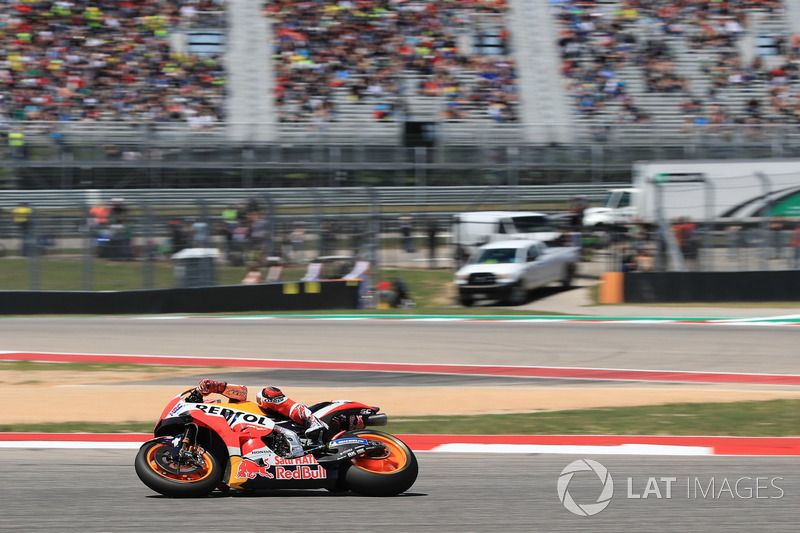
196;379;327;459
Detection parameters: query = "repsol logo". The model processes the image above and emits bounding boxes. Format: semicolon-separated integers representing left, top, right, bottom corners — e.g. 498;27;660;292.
195;404;271;427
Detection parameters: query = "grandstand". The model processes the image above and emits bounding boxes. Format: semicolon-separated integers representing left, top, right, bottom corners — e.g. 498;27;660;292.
2;0;800;189
554;0;800;142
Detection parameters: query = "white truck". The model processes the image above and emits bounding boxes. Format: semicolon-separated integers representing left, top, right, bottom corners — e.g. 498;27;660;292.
451;210;561;263
583;158;800;229
453;239;580;306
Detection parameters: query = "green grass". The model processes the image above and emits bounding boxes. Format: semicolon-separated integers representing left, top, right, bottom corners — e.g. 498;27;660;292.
0;256;254;291
3;399;799;436
383;399;800;436
0;255;569;315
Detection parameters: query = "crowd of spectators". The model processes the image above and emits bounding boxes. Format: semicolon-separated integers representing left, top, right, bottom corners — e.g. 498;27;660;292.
553;0;800;136
263;0;518;124
0;1;227;128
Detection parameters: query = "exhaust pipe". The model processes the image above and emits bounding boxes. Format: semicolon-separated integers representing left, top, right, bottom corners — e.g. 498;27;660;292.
366;413;388;426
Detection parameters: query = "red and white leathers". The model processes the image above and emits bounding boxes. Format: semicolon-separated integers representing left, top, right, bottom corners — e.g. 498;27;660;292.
196;381;326;458
256;386;327;440
197;379;248;402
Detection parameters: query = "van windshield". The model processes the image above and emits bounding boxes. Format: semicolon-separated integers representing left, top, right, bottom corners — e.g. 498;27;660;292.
509;215;555;233
471;248;518;264
605;191;631;209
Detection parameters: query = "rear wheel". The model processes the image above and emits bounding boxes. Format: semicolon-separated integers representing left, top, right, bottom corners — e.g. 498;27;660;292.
135;439;222;498
458;294;474;307
342;430;418;497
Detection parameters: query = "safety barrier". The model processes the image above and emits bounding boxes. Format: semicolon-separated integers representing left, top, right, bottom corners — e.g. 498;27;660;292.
622;271;800;303
0;280;360;315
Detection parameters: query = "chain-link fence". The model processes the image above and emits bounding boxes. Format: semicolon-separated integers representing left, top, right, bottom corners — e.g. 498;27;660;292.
3;193;799;293
591;221;800;275
0;195;455;292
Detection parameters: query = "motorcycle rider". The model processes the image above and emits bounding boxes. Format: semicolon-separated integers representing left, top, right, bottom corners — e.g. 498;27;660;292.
196;379;327;458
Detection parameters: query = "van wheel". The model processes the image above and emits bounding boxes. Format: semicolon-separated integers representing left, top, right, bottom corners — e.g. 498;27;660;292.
562;265;575;288
505;284;527;306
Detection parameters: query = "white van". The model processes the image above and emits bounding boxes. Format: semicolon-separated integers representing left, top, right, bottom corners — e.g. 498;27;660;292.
451;211;561;262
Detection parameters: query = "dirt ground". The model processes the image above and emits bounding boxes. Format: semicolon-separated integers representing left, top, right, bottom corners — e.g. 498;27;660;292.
3;369;800;425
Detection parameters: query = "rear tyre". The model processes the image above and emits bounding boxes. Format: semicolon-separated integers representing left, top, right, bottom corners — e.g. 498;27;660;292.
135;440;222;498
341;430;418;497
458;294;474;307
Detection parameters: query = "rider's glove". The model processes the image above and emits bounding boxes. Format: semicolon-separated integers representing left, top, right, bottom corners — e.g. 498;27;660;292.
198;379;227;395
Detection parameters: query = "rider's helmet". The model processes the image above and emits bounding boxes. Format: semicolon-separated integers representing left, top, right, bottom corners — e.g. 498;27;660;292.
256;386;287;408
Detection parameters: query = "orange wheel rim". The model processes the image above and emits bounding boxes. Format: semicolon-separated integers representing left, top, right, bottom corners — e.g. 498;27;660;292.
146;443;214;482
351;434;408;474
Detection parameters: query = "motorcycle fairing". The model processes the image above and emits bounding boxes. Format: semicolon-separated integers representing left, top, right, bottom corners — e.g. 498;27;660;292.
227;453;335;490
159;400;277;451
310;400;384;434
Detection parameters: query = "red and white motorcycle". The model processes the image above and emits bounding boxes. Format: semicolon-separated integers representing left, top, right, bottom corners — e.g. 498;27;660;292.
134;387;418;497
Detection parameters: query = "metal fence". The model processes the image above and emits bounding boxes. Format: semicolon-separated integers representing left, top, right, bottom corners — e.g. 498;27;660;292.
593;223;800;275
6;121;800;190
3;193;799;294
0;194;457;292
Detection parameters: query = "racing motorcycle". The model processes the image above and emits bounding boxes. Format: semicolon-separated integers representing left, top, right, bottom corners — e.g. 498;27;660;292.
134;387;418;498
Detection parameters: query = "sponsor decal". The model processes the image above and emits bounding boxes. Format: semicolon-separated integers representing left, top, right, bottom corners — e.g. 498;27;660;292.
195;404;273;428
245;448;275;458
236;458;275;479
331;438;368;446
234;457;327;481
274;465;327;480
167;403;184;417
349;415;365;430
273;454;319;465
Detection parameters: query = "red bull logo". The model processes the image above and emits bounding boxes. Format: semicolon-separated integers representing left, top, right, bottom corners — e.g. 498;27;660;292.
275;466;327;480
236;459;275;479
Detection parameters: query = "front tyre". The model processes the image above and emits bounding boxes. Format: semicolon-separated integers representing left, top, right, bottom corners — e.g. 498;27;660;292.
135;439;222;498
342;430;418;497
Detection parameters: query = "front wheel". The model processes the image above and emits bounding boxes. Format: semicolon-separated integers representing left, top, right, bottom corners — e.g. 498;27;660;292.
341;430;418;497
135;439;223;498
458;294;474;307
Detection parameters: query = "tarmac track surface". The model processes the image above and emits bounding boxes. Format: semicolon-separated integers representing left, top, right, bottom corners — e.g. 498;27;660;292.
3;318;799;531
1;318;799;375
1;450;797;532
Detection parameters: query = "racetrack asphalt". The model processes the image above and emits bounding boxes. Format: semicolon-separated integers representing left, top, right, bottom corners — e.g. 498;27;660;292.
3;310;800;530
2;450;798;532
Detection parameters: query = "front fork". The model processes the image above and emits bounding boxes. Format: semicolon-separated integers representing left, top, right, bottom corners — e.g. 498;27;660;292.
165;423;206;466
